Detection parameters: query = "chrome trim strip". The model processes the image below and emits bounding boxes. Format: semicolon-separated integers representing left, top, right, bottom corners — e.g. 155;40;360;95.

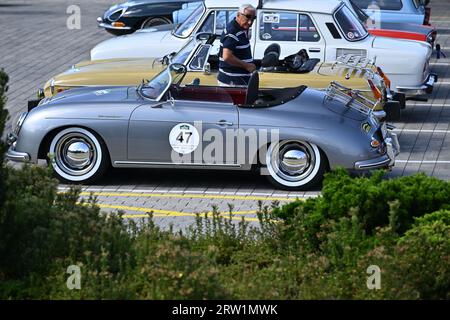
114;161;241;168
355;157;391;169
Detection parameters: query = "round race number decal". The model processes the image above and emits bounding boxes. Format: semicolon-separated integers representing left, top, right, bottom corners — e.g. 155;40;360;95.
169;123;200;154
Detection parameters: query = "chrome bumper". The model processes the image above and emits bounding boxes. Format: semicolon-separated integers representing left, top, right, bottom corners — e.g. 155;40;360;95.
6;145;30;162
5;133;31;162
97;17;132;30
396;73;438;96
355;130;400;170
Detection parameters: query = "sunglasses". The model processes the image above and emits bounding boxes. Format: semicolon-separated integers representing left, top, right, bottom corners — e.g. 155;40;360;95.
240;13;257;21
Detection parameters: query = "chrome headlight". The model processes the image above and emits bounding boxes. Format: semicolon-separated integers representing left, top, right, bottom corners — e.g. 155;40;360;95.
108;8;126;21
13;112;28;136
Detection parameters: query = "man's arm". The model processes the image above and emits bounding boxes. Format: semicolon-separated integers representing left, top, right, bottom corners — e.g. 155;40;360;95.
223;48;256;73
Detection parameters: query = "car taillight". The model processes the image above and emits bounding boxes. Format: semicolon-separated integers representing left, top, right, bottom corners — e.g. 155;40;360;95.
424;7;431;25
376;67;391;89
367;79;382;101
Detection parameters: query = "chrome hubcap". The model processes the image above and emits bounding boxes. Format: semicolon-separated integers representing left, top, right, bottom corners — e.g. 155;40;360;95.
270;141;316;182
55;133;97;176
280;149;308;174
65;141;92;169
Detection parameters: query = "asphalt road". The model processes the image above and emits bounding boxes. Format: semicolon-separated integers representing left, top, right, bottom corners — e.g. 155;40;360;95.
1;0;450;230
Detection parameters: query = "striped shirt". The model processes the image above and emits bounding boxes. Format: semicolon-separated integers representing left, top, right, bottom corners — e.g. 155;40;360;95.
218;19;253;86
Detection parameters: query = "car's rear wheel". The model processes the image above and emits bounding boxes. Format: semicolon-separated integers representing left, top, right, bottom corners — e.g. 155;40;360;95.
265;140;326;191
49;128;109;184
141;16;171;29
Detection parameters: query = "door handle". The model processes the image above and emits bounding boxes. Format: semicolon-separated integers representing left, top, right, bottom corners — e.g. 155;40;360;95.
308;48;321;53
216;120;233;126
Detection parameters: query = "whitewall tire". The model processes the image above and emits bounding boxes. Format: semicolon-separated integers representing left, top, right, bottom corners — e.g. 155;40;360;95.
265;140;327;190
49;127;109;183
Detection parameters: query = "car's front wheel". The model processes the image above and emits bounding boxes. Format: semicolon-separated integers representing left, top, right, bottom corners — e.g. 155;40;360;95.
141;16;172;29
49;127;109;184
265;140;327;191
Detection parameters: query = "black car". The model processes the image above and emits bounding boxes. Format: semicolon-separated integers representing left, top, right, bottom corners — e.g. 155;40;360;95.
97;0;201;36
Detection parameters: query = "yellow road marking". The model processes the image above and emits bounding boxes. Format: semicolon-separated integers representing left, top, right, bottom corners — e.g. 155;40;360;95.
78;191;303;202
94;203;261;222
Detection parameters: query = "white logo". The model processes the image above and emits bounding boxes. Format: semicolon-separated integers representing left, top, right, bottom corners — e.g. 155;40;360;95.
366;265;381;290
66;5;81;30
95;89;110;96
66;265;81;290
169;123;200;154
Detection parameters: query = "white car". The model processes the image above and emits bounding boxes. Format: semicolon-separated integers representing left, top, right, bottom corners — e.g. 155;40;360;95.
91;0;436;97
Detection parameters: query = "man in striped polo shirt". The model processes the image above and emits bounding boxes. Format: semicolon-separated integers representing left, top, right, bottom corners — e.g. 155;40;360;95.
217;4;257;86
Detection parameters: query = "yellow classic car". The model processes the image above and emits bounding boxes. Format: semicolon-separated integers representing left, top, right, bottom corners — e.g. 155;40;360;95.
38;35;399;119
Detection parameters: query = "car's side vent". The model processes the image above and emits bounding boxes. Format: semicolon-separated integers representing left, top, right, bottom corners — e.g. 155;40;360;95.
336;49;367;59
326;23;342;39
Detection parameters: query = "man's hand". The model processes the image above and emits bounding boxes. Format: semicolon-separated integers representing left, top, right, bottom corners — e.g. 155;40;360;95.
245;63;256;73
223;48;256;73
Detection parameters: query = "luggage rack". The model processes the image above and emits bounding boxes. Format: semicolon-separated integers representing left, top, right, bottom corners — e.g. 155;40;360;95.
334;54;376;69
332;54;378;79
325;81;375;116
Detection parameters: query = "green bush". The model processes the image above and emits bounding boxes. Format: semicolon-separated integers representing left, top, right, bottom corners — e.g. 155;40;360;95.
273;169;450;253
0;69;9;206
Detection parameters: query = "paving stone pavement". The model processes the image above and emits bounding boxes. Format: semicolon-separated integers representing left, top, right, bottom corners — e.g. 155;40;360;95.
1;0;450;230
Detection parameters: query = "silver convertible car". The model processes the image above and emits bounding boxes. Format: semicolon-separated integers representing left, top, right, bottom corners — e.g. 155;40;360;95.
6;61;400;190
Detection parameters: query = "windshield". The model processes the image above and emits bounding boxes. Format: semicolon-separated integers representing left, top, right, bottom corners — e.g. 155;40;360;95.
334;5;368;41
171;40;197;64
349;0;369;23
140;64;187;101
140;69;171;101
173;3;205;38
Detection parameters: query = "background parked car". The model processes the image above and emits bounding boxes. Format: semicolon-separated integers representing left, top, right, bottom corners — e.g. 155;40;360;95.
90;0;436;99
173;1;204;25
345;0;437;47
352;0;431;25
97;0;201;36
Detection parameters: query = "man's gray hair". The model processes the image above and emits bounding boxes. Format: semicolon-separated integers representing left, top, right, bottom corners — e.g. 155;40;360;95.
238;4;256;14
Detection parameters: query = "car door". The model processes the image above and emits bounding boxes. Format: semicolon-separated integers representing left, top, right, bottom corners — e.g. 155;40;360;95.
253;10;326;61
127;98;239;166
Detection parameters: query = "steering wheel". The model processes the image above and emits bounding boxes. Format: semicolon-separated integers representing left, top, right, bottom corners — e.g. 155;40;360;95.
287;54;304;70
285;49;310;71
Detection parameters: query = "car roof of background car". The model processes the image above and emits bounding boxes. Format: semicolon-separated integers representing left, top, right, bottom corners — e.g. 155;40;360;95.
205;0;342;14
204;0;260;9
262;0;342;14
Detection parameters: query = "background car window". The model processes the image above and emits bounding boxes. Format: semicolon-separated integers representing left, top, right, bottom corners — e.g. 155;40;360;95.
215;11;237;34
198;11;214;33
334;5;368;41
198;10;237;34
298;14;320;42
259;12;297;41
351;0;403;11
174;3;204;37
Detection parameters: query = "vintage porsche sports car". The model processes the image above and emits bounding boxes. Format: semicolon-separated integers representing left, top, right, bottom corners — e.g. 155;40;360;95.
36;34;401;119
90;0;437;98
6;63;400;190
97;0;201;36
344;0;437;47
352;0;431;26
